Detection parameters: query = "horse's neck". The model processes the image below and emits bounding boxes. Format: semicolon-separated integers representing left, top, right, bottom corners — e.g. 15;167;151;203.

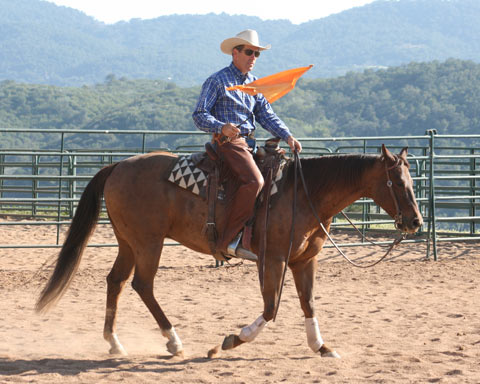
301;155;380;219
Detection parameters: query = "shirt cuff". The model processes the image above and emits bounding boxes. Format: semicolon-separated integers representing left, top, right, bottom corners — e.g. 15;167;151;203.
214;121;225;135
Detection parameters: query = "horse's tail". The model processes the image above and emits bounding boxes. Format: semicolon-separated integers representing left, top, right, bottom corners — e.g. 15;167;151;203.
36;163;118;313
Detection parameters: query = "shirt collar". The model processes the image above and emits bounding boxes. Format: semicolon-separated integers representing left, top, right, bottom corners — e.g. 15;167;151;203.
229;62;250;83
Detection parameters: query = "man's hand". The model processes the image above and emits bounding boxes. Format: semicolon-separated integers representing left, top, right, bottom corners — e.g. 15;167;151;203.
287;136;302;153
221;123;240;138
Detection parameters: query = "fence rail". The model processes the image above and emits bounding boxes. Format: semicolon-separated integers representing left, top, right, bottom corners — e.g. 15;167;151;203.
1;128;479;260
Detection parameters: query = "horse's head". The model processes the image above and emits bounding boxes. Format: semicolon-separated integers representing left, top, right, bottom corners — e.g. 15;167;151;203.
372;145;423;234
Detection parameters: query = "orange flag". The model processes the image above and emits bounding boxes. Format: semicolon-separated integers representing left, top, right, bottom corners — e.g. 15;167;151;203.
226;65;313;103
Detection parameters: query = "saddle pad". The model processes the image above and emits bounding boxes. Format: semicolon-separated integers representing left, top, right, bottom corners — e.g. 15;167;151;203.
167;154;286;198
167;155;207;196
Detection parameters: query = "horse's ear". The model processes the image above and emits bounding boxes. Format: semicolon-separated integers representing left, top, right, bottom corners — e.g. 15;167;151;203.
399;147;409;160
381;144;395;164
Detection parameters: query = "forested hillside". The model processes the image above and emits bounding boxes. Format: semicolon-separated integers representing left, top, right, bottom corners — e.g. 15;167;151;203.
1;59;479;150
1;0;480;86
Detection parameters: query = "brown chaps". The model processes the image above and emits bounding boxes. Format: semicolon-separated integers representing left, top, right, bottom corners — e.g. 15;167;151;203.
215;137;264;252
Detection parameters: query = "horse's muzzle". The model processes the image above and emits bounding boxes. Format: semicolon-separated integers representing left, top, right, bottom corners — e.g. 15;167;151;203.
395;214;423;234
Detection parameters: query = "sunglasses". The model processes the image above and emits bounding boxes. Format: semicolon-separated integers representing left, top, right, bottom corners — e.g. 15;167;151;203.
242;49;261;58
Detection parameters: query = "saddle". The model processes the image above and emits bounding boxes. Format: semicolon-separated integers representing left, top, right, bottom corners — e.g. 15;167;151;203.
191;137;287;263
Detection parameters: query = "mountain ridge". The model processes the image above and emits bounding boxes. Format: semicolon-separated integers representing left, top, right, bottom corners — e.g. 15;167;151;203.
1;0;480;86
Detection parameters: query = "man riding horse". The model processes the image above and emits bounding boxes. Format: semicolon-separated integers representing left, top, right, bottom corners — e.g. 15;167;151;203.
192;29;303;261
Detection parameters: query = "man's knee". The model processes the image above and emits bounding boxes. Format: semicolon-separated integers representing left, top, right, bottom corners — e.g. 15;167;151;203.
243;175;263;196
257;175;264;191
253;174;264;194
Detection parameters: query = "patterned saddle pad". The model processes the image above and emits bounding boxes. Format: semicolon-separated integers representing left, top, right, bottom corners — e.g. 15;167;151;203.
167;154;286;198
167;155;208;196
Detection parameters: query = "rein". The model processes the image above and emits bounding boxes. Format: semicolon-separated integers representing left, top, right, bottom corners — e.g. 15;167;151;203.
273;151;406;321
296;151;406;268
273;149;298;321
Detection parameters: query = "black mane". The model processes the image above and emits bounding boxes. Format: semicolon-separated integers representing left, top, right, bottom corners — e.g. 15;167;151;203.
284;153;380;196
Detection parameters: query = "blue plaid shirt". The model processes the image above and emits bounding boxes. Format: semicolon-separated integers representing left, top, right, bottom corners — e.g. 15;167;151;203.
192;62;292;141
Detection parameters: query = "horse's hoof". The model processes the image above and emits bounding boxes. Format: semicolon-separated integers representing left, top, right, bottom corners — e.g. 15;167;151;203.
321;350;341;358
107;334;128;355
172;350;184;359
109;346;128;356
167;339;183;355
222;335;236;350
221;334;244;350
207;345;221;359
319;344;341;358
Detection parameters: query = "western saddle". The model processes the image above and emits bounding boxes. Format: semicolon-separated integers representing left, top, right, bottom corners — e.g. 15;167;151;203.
190;137;287;263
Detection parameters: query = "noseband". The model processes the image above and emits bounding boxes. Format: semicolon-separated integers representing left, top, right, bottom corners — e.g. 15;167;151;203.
384;156;404;231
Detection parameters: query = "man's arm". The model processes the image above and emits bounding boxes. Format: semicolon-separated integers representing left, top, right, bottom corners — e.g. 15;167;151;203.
255;95;302;152
192;78;225;134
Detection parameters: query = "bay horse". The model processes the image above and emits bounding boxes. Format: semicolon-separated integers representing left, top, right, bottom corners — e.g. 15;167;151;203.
36;144;422;358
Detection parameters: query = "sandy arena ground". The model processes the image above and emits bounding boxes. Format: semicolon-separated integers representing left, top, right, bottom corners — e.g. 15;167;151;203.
0;219;479;383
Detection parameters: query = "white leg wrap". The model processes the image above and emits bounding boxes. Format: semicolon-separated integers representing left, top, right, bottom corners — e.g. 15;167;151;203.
162;327;183;354
108;333;127;355
239;315;267;342
305;317;324;353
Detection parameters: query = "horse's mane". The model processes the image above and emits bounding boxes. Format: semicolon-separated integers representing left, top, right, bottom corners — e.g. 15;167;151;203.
283;153;380;196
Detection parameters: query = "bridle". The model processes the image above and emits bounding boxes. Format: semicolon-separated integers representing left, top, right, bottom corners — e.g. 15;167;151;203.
384;155;405;230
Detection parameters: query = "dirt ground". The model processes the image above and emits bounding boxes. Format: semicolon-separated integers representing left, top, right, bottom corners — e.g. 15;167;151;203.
0;220;479;383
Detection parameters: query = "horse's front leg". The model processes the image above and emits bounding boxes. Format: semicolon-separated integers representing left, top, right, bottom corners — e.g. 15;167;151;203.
290;256;340;358
219;256;285;353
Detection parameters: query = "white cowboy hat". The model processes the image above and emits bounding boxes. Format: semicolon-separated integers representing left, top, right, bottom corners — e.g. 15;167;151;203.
220;29;271;55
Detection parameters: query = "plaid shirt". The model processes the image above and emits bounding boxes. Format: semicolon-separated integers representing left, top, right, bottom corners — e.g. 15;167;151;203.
192;62;292;141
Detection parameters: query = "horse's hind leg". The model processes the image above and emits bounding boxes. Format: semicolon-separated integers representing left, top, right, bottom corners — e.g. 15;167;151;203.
290;257;340;358
104;239;135;355
131;241;183;357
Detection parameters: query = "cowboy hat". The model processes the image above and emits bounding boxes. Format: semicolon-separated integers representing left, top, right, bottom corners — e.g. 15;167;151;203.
220;29;271;55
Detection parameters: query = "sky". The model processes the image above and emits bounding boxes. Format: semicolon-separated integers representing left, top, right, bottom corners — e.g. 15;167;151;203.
45;0;378;25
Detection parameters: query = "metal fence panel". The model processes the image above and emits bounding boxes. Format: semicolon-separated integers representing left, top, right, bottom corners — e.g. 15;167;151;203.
1;128;479;260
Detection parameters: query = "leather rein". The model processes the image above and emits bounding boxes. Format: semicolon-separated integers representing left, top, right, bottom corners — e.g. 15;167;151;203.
273;151;406;320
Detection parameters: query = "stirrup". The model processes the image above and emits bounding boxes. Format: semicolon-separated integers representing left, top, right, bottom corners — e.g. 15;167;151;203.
227;232;258;262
